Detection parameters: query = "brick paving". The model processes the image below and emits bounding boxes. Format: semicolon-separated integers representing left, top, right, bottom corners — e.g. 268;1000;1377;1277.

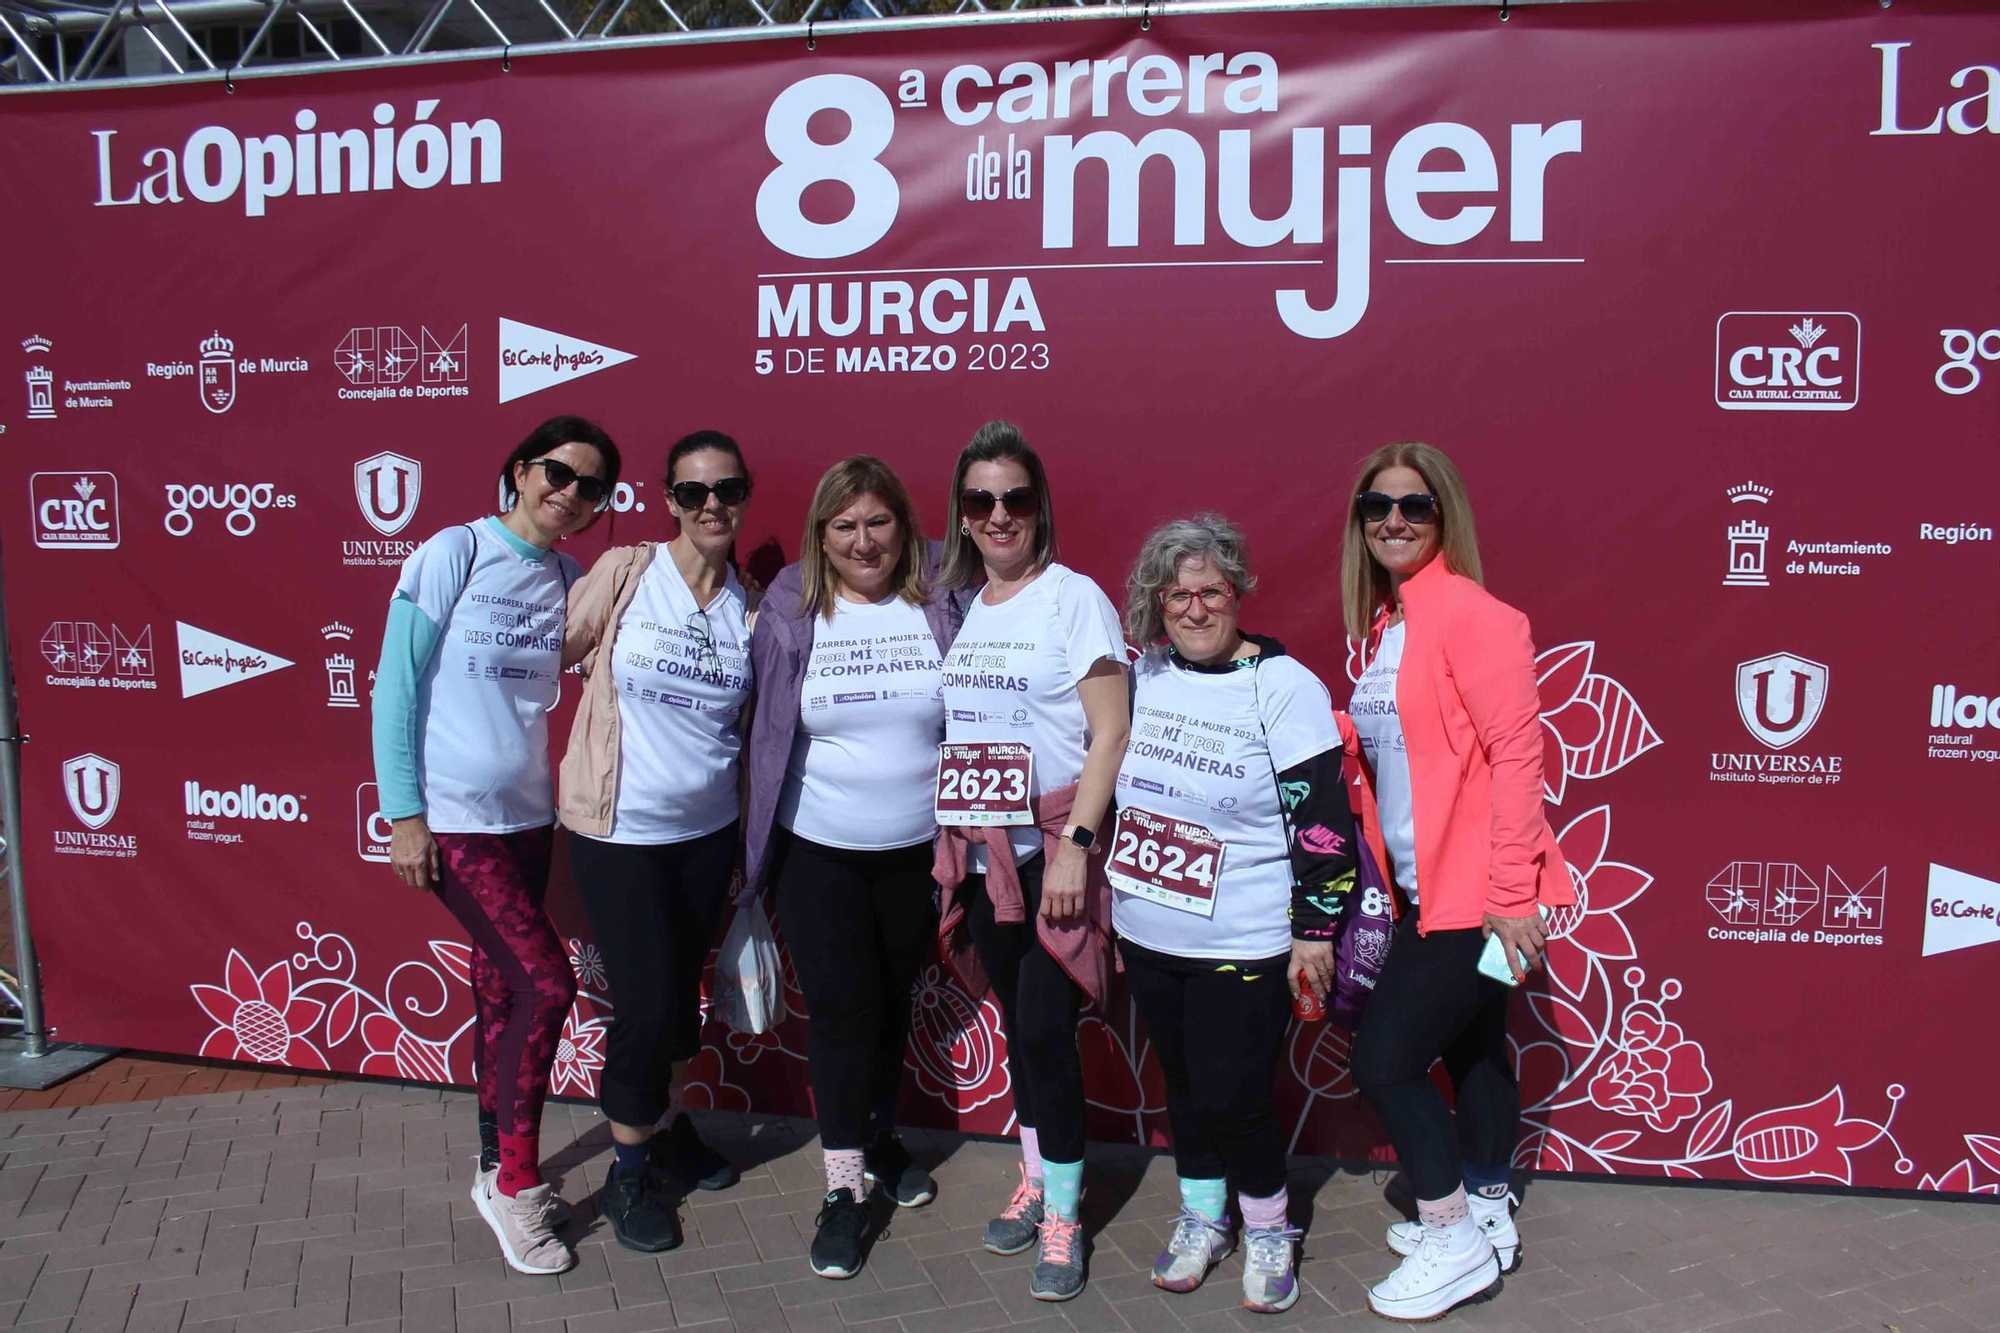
1;1077;1996;1333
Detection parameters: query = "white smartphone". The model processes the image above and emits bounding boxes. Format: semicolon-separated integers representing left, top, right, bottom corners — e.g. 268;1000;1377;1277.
1477;906;1549;987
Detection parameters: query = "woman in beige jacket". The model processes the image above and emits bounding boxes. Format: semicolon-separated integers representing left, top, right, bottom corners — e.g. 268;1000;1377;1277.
560;431;756;1254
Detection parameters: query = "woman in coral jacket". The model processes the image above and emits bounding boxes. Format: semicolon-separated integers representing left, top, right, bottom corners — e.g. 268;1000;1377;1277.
1339;442;1575;1325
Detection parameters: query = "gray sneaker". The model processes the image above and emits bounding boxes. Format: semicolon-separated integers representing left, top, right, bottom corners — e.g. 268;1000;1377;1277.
1028;1216;1086;1301
983;1165;1044;1256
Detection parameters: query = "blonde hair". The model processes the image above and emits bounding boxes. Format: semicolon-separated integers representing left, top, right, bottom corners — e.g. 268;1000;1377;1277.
796;456;928;620
1340;442;1484;641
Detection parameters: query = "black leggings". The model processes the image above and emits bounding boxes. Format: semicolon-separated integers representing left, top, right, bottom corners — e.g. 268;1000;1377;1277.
570;824;737;1128
962;858;1087;1163
771;830;938;1152
1349;910;1519;1201
1121;938;1292;1198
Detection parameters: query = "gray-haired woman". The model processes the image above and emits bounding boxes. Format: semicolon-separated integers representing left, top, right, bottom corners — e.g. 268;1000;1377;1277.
1112;514;1360;1314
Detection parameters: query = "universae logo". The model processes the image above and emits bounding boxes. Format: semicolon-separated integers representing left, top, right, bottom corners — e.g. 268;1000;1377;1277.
1735;652;1828;750
62;753;122;829
354;452;421;536
1715;312;1860;411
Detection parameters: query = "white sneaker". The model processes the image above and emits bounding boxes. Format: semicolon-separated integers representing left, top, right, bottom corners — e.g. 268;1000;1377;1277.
1368;1217;1500;1322
472;1174;575;1275
1386;1190;1520;1273
1151;1207;1234;1292
472;1161;572;1228
1241;1225;1303;1313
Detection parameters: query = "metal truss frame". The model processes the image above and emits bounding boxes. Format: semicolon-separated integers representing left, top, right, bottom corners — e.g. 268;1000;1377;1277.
0;0;1634;91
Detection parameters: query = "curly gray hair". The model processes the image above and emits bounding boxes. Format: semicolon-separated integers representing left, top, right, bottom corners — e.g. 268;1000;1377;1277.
1124;513;1257;646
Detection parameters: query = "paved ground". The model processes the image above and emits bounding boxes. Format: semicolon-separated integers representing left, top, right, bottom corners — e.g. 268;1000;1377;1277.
1;1076;1996;1333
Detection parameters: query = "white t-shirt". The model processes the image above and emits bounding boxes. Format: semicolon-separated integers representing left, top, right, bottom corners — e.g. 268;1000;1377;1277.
1350;621;1418;898
940;564;1124;869
595;554;754;845
1113;649;1342;961
777;594;945;850
398;519;580;834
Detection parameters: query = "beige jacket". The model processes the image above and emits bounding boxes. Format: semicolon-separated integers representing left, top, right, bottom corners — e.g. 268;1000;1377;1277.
556;543;657;837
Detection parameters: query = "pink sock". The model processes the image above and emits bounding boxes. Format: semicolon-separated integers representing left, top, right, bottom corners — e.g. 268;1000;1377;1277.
1417;1187;1469;1229
495;1132;541;1197
826;1148;866;1196
1020;1127;1043;1183
1240;1188;1288;1232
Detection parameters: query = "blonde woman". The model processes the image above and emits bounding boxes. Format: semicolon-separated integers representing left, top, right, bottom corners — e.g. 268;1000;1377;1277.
744;456;964;1279
1339;442;1575;1323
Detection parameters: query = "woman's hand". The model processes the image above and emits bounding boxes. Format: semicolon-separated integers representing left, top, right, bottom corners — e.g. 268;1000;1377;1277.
1288;939;1335;1002
1483;910;1548;983
1041;841;1088;921
391;816;440;891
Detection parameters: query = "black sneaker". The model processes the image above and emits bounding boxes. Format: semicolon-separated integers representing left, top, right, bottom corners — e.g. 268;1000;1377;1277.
600;1162;682;1253
863;1132;936;1208
810;1188;871;1279
657;1113;738;1191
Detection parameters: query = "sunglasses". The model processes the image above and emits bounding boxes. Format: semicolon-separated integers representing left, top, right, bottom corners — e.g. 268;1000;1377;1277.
527;458;612;512
960;487;1038;521
1357;491;1439;525
670;477;752;510
1159;583;1236;617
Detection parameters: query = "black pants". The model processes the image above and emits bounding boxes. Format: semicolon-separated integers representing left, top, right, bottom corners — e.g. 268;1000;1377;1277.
1349;910;1519;1201
962;858;1087;1162
771;830;938;1152
1121;938;1292;1198
570;824;737;1128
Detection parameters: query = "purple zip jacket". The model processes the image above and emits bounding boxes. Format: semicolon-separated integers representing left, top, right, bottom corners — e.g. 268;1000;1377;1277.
743;542;964;893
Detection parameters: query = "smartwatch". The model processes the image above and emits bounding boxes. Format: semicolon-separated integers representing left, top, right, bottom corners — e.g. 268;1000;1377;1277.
1060;823;1097;852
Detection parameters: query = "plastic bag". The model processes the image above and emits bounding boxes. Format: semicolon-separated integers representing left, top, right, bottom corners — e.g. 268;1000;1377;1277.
714;893;787;1036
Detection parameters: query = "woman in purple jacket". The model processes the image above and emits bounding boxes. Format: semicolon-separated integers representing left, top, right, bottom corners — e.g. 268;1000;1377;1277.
744;455;964;1281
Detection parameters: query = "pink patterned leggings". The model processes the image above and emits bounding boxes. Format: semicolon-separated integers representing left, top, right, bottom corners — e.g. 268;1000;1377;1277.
433;827;576;1139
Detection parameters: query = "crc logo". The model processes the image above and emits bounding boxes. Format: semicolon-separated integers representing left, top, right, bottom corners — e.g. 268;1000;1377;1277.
1937;328;1999;395
354;453;421;536
1735;652;1829;750
356;782;393;862
63;753;122;829
31;472;121;550
163;482;298;537
1715;312;1860;411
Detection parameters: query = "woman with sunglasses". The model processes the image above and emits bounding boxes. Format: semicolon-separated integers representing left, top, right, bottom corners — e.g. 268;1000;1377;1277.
558;430;756;1254
1339;443;1574;1323
1113;514;1359;1315
932;421;1129;1303
743;455;964;1279
370;415;621;1277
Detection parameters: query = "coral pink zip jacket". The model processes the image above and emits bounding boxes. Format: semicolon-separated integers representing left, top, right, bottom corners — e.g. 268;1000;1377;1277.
1367;558;1575;933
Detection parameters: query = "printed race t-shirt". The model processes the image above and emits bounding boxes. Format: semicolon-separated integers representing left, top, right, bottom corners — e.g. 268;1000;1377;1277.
398;518;580;834
941;564;1124;868
777;594;945;850
1350;621;1418;898
1112;649;1342;961
596;554;754;845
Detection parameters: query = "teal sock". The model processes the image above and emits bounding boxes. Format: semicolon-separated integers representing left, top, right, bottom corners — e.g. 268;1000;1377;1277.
1041;1158;1084;1221
1180;1176;1228;1222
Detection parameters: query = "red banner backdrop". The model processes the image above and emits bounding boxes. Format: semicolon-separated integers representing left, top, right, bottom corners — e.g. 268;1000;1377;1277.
3;0;1997;1195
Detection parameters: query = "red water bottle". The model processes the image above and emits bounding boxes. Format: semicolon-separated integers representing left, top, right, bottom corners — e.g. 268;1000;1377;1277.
1293;968;1326;1022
